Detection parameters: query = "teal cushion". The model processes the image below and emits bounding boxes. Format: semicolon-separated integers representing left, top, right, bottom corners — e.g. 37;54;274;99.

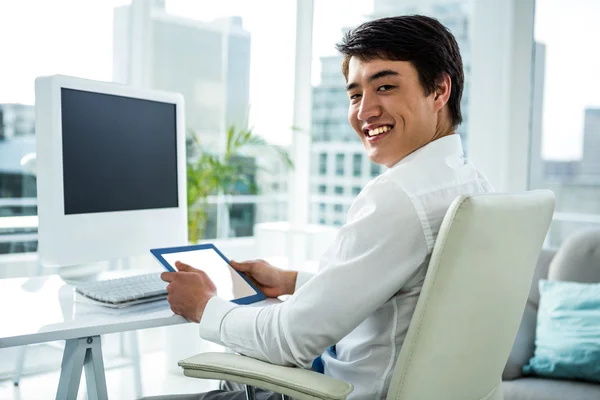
523;280;600;383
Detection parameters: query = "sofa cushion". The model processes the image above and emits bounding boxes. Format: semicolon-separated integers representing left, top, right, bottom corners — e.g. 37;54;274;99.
528;249;555;307
522;280;600;383
503;249;555;380
502;377;600;400
548;229;600;283
503;303;538;380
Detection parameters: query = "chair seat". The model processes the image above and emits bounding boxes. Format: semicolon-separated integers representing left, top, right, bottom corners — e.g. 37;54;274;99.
502;377;600;400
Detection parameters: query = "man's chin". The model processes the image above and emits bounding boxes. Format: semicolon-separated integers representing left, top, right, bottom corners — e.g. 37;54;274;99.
366;151;384;165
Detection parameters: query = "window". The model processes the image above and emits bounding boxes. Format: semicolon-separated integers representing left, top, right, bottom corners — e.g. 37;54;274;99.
318;185;327;194
370;163;381;177
529;0;600;247
353;153;362;177
0;0;297;254
335;153;345;176
334;186;343;195
352;186;361;196
334;204;343;213
319;203;327;212
319;153;328;175
0;1;133;255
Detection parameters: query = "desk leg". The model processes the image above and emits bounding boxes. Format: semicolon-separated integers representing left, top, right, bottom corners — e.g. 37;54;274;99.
12;345;26;385
129;330;143;398
13;260;44;386
56;336;108;400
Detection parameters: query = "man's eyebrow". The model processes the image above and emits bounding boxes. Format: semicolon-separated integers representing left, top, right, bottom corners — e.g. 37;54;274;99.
345;82;358;91
345;70;400;91
369;69;400;82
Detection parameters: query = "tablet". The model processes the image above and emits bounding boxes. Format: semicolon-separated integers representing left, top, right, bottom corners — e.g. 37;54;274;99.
150;244;266;305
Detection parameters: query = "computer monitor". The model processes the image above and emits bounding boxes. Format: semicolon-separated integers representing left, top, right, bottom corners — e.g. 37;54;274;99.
35;75;187;267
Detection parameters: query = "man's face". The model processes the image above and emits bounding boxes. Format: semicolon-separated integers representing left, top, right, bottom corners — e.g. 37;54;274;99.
346;57;439;168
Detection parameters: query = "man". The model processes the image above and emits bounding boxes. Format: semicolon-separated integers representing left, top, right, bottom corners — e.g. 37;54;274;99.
147;15;492;400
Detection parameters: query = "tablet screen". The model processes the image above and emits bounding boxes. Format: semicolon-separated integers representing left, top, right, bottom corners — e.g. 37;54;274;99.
160;248;258;301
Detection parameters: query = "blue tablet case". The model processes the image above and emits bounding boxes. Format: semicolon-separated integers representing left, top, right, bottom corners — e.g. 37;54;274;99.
150;243;266;305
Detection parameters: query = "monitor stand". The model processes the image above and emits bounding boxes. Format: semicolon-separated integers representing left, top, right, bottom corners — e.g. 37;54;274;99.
57;257;133;284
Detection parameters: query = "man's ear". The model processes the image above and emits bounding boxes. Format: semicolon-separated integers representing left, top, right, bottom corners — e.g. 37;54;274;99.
433;73;452;111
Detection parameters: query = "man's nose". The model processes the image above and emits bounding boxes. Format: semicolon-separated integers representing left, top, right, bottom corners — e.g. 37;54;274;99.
357;92;382;122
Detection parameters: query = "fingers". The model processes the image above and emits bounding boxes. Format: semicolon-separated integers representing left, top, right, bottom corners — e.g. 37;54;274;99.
229;260;256;272
229;260;245;271
161;272;176;282
175;261;194;271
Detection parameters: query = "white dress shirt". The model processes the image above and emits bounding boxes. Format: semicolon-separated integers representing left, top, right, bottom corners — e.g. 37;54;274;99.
199;134;493;399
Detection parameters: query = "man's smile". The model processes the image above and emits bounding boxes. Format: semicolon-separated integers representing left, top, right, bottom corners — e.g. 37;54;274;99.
363;124;394;141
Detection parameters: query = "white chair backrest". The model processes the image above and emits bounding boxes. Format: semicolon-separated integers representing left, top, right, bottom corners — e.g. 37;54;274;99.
387;191;555;400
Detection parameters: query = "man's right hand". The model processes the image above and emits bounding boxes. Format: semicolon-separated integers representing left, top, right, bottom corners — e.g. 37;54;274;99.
230;259;297;298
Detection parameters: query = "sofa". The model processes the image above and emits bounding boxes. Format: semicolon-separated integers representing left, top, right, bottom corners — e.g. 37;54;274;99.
501;229;600;400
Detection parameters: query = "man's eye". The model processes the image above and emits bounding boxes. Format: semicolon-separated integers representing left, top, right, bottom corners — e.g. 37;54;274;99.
377;85;395;92
350;93;361;100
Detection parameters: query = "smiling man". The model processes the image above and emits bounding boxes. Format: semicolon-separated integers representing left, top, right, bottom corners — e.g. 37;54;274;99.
145;15;493;400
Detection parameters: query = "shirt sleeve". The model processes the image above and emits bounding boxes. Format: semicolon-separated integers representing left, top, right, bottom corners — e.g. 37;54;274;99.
198;177;428;368
294;271;315;292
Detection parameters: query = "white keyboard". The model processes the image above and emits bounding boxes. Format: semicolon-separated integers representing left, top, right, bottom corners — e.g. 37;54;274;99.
74;273;168;306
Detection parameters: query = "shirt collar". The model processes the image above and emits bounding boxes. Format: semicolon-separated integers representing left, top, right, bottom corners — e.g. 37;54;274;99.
388;134;464;169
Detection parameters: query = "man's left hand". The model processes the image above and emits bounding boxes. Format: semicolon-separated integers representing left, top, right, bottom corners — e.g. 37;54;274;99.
161;261;217;323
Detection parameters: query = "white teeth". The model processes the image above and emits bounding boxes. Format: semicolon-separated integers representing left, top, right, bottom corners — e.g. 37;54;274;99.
368;126;392;136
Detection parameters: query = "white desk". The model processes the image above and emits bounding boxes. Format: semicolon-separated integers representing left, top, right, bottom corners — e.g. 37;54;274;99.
0;275;186;400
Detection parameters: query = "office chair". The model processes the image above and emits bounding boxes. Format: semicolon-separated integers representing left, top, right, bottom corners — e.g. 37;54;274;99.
176;191;555;399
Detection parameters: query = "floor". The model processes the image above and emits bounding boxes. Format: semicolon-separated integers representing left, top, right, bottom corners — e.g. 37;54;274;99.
0;326;220;400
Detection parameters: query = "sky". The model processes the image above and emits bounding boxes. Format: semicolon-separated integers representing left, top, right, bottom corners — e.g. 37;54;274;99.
0;0;598;160
534;0;600;160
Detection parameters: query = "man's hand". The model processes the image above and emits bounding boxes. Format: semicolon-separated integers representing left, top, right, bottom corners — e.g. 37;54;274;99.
160;261;216;323
230;259;297;298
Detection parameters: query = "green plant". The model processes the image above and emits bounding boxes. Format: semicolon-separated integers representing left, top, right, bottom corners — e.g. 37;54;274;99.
186;125;293;243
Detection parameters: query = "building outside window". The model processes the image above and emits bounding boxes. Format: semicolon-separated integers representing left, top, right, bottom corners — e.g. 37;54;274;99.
528;0;600;247
0;0;297;253
319;153;328;175
335;153;345;176
370;163;381;177
352;153;362;177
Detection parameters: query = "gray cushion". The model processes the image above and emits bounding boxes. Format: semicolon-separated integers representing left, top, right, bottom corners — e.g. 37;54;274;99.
502;377;600;400
527;249;555;307
503;303;538;380
503;249;555;380
548;229;600;283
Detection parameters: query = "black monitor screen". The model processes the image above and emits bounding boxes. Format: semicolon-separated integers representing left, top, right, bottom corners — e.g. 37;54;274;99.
61;88;178;215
